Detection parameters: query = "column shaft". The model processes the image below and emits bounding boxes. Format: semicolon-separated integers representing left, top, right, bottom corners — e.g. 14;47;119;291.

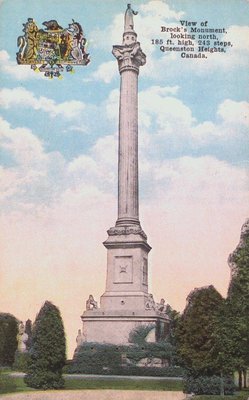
116;68;139;226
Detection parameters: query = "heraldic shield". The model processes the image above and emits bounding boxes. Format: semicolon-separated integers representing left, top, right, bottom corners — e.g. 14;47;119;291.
17;18;90;78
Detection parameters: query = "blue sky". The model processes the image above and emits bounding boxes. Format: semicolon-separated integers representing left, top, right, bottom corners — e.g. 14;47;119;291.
0;0;248;356
1;0;248;162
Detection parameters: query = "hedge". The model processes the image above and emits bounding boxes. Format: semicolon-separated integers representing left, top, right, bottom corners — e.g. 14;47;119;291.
68;342;183;376
183;375;235;395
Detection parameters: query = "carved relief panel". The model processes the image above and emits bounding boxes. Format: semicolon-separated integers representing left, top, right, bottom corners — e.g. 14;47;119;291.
114;256;133;283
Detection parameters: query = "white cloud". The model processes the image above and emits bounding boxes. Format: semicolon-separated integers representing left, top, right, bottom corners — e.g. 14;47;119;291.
104;89;119;123
0;50;43;80
190;121;221;144
68;126;88;134
217;99;249;126
0;116;45;165
140;85;194;131
102;86;249;158
0;87;85;119
150;156;248;202
226;25;249;51
0;117;48;202
140;0;184;19
68;134;117;192
200;25;248;71
139;87;249;151
91;60;117;83
170;25;249;73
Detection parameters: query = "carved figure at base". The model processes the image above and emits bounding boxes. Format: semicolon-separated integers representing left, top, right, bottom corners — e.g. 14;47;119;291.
76;329;83;347
156;298;167;313
17;321;29;352
86;294;98;310
145;293;155;310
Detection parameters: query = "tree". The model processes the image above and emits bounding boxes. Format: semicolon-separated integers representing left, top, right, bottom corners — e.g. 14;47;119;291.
24;301;66;389
176;285;224;376
0;313;18;367
209;299;237;395
227;219;249;389
176;286;237;395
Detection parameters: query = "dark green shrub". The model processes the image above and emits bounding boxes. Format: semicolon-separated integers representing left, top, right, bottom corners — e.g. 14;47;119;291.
71;342;123;374
13;351;31;372
126;341;175;365
0;314;18;367
70;342;184;376
128;324;155;345
24;301;66;389
25;370;64;389
183;375;235;395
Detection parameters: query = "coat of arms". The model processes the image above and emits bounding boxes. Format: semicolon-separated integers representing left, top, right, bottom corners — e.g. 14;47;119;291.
17;18;90;78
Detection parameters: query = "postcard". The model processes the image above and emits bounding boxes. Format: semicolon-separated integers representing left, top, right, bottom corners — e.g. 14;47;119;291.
0;0;248;363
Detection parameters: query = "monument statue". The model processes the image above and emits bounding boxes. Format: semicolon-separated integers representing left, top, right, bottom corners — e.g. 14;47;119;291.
124;4;138;31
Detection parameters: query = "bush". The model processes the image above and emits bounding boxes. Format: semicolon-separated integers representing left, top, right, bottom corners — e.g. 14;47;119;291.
71;343;123;374
183;375;235;395
69;342;184;376
126;341;175;365
13;352;31;373
128;324;155;345
25;370;64;389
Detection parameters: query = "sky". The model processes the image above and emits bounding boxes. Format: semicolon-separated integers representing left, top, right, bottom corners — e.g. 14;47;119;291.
0;0;248;358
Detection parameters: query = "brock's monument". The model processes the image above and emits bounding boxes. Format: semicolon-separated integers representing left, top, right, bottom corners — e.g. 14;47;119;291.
79;4;169;346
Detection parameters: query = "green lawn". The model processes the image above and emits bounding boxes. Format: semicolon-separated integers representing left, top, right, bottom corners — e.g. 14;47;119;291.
0;374;183;394
0;375;34;394
0;373;248;399
195;390;249;400
64;377;183;391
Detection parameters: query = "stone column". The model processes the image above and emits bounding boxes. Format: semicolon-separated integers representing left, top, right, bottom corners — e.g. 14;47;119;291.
112;11;146;227
117;62;139;225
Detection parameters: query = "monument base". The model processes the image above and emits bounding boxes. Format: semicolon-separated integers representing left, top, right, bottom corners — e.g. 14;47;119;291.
80;309;170;345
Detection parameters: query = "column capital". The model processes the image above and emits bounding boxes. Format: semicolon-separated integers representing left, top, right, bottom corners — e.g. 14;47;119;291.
112;42;146;74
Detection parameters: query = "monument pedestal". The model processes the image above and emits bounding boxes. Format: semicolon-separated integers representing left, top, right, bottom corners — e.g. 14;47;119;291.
81;309;169;345
81;227;170;345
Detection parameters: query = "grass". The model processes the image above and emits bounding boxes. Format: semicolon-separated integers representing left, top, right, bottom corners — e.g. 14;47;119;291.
1;374;248;399
194;390;249;400
0;375;34;394
64;377;183;391
0;374;183;394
